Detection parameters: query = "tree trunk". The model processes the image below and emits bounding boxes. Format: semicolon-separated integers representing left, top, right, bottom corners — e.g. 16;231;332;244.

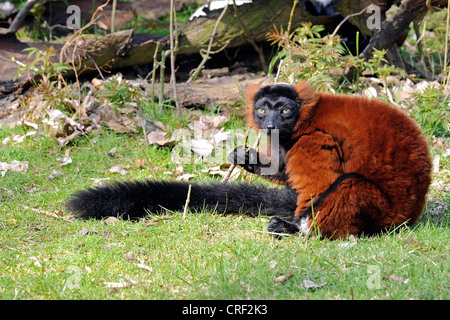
360;0;448;62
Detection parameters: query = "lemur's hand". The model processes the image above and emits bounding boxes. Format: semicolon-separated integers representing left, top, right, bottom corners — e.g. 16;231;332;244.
228;146;259;173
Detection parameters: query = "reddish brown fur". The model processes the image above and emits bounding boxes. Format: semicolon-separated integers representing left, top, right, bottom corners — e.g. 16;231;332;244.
249;81;431;239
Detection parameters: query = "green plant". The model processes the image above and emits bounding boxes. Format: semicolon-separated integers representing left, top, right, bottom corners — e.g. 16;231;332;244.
409;85;450;138
268;23;345;91
16;46;77;116
267;23;408;92
95;76;143;109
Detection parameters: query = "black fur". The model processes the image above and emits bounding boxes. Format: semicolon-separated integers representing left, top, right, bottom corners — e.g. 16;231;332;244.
67;84;302;237
253;85;301;142
228;146;291;186
67;181;298;220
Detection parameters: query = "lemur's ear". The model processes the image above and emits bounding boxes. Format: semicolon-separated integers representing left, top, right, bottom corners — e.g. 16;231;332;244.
244;84;262;130
293;81;318;106
245;84;261;103
291;81;320;133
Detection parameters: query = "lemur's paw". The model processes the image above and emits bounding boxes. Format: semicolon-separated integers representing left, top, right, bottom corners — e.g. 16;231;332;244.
267;217;300;239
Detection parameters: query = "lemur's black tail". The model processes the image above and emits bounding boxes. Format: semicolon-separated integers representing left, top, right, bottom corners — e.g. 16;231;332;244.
66;180;297;220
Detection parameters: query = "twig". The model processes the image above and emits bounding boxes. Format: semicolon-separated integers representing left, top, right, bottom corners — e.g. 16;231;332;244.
23;205;73;223
251;229;295;237
331;6;368;38
444;0;450;86
247;131;261;183
159;50;170;105
90;57;106;80
286;0;299;36
275;59;283;83
187;3;229;84
221;164;237;183
169;0;181;115
232;0;268;72
149;41;160;100
183;184;192;218
111;0;117;33
142;150;158;181
138;102;148;146
221;128;250;183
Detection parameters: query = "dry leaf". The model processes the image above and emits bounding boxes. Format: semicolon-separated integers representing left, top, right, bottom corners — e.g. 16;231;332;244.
274;274;294;283
102;216;120;225
136;264;154;272
147;131;175;146
109;164;127;176
338;234;357;249
56;157;72;166
386;275;410;285
212;129;230;144
433;155;440;174
299;280;327;290
46;109;84;131
104;278;137;288
361;87;378;98
12;134;25;143
78;228;98;236
2;137;11;146
106;119;134;133
189;115;228;136
209;166;241;180
30;256;42;268
0;161;28;176
91;77;104;89
402;237;421;247
48;170;63;180
176;173;196;181
338;241;357;249
190;139;214;157
102;242;125;249
134;158;146;169
124;251;137;261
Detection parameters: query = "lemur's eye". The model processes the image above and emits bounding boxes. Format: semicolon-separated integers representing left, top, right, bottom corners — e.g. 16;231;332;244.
282;108;291;114
257;108;266;114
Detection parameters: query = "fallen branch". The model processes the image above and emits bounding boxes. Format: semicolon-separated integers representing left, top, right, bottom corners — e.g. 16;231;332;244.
331;6;368;38
232;0;268;72
8;0;37;33
23;205;73;223
187;2;229;84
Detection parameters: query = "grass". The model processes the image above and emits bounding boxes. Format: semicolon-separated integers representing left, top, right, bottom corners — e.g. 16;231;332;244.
0;115;448;300
1;2;449;302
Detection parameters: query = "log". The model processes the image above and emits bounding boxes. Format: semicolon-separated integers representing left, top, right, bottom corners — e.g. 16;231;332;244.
75;0;339;71
175;0;337;56
1;0;340;93
153;77;267;109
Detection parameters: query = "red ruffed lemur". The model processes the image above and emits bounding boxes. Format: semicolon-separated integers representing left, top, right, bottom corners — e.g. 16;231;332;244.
67;81;431;239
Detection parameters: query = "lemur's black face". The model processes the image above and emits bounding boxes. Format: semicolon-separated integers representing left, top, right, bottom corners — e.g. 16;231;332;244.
253;84;301;139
